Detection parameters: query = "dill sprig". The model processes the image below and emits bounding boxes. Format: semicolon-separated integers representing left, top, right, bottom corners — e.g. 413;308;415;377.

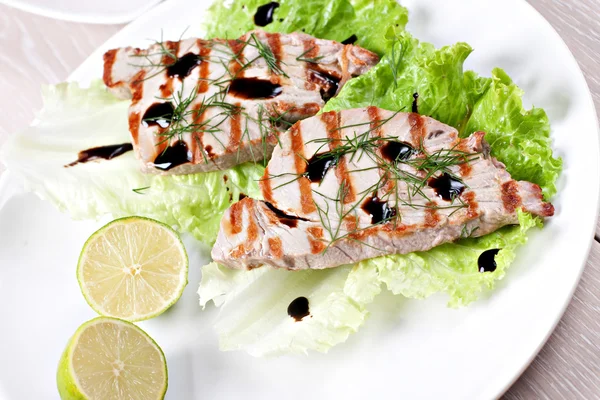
149;77;286;165
296;46;325;64
132;186;150;194
268;114;479;250
128;30;295;164
129;29;195;82
244;33;289;78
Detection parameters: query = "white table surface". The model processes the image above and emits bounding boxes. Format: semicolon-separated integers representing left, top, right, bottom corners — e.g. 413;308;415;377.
0;1;599;398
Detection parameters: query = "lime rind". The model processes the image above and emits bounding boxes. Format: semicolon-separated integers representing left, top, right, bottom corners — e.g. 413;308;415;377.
57;317;168;400
77;216;188;322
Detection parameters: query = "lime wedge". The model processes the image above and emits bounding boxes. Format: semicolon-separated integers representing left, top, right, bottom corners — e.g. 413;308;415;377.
77;216;188;321
57;317;168;400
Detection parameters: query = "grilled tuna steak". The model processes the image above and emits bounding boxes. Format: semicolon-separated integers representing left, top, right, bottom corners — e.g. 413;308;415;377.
212;107;554;270
102;30;379;174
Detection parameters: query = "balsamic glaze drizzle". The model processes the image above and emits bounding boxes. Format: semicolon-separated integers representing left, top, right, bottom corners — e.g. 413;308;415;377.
412;92;419;114
381;141;414;163
308;69;340;101
342;34;358;45
228;78;283;99
305;153;337;183
362;196;397;224
153;141;192;171
287;296;310;321
167;53;202;79
265;202;309;228
254;2;280;27
142;102;174;129
65;143;133;167
428;173;465;201
478;249;500;273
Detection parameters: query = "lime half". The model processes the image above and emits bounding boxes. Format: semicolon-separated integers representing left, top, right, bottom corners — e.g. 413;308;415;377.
57;317;168;400
77;216;188;321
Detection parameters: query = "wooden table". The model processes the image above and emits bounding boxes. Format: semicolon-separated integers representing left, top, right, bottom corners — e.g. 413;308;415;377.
1;1;599;398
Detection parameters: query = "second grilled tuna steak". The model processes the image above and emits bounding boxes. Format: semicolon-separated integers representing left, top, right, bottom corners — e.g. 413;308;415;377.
212;107;554;270
102;30;379;174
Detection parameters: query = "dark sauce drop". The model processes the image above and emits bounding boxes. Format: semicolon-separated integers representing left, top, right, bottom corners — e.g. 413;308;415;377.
142;102;174;129
287;296;310;321
305;153;337;183
239;193;247;200
228;78;283;99
412;92;419;114
65;143;133;167
341;34;358;45
478;249;500;273
153;141;192;171
167;53;201;79
265;202;308;228
381;141;413;162
362;196;397;224
308;69;340;101
254;2;280;27
428;173;465;201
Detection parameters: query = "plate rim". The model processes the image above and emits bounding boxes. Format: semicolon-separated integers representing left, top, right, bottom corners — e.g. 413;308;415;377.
3;0;599;398
496;1;600;395
0;0;163;24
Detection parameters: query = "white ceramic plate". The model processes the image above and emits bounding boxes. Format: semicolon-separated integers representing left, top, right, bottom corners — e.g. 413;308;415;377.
0;0;163;24
0;0;598;399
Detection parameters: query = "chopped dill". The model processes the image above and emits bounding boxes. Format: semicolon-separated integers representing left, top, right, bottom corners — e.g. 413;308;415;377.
132;186;150;194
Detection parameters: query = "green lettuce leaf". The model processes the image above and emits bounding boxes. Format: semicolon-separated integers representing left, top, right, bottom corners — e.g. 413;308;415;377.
0;81;263;244
371;211;540;307
203;0;408;54
464;69;562;198
326;32;562;197
200;211;538;355
199;262;372;356
199;32;561;355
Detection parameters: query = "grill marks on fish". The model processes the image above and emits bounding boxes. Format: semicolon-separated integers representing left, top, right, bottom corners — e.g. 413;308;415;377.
227;39;246;77
268;237;283;258
102;49;118;87
267;32;283;70
128;70;146;145
291;124;317;214
367;106;383;138
302;39;320;91
463;191;479;219
501;181;521;213
307;226;326;253
227;103;243;153
408;112;425;144
103;31;379;175
228;200;245;235
190;44;214;161
261;166;275;204
324;112;355;204
159;41;179;97
212;107;555;271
